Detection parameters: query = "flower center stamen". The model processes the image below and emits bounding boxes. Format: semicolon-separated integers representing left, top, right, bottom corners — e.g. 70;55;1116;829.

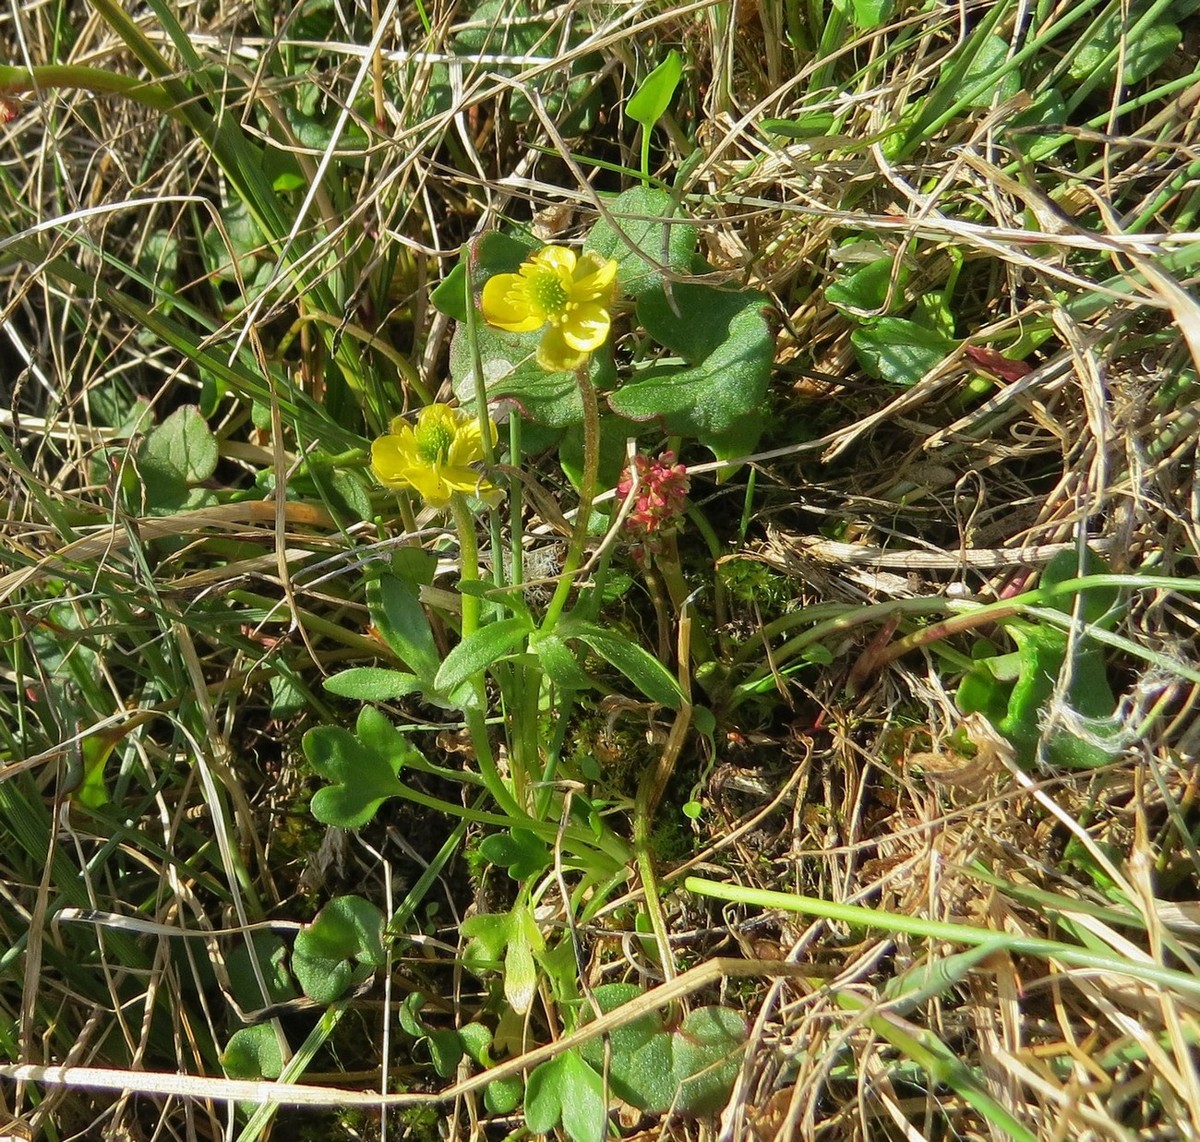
527;269;569;318
415;421;454;465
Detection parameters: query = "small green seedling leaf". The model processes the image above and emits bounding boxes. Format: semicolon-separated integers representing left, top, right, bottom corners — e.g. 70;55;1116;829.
627;50;684;128
305;707;425;828
221;1025;284;1081
525;1049;608;1142
323;667;424;701
478;827;553;880
292;894;385;1005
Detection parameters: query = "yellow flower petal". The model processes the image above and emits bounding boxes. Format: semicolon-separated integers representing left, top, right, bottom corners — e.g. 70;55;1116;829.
537;324;587;372
371;431;420;487
533;245;576;275
480;245;619;372
572;252;617;297
562;301;611;352
481;274;543;332
371;404;501;509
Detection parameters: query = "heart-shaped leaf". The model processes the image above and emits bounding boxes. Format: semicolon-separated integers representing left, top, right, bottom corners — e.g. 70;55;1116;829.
584;186;697;298
609;300;774;458
221;1024;284;1081
292;894;385;1005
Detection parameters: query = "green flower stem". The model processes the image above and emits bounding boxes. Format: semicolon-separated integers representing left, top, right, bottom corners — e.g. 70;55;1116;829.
541;365;600;632
684;876;1200;1002
450;493;481;640
450;492;527;818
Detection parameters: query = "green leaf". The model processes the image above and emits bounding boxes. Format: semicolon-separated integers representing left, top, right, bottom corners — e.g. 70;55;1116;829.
434;230;538;322
457;1022;494;1067
323;667;424;701
672;1006;747;1114
433;616;533;695
565;621;685;709
584;186;697;298
304;712;424;828
1069;11;1181;85
825;255;900;315
958;35;1021;106
760;112;837;138
450;319;617;429
504;902;544;1014
525;1050;608;1142
529;631;595;692
226;933;297;1013
1039;548;1120;626
478;828;552;881
425;1029;465;1078
136;405;219;513
609;299;775;458
832;0;893;28
292;894;385;1005
75;731;117;809
221;1025;284;1081
636;281;770;364
627;50;683;128
368;571;441;681
483;1074;522;1115
576;986;747;1114
461;912;513;974
957;615;1120;771
295;895;386;965
852;318;956;386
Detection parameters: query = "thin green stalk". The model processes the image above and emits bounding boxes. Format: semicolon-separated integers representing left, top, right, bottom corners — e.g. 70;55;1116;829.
541;365;600;631
685;877;1200;1002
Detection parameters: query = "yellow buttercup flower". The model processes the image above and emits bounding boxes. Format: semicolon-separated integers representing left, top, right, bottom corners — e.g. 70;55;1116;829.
371;404;500;509
480;245;618;372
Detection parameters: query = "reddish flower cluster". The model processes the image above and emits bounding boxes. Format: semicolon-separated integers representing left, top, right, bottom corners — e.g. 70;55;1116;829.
616;451;690;556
